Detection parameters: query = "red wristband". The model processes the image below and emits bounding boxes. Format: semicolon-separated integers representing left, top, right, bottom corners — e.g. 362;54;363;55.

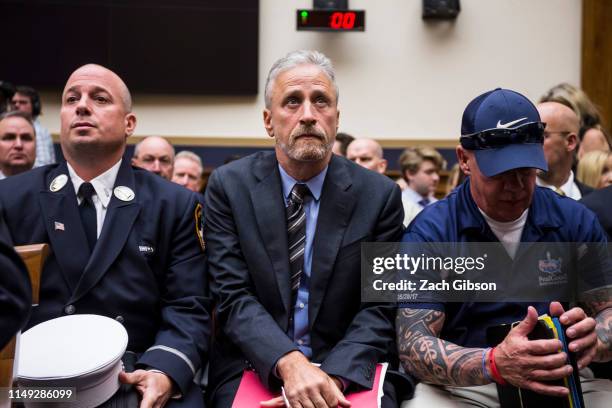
489;347;507;385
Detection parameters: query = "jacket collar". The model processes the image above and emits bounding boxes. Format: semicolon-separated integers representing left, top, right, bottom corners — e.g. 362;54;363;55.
70;158;140;303
249;152;354;326
456;178;562;240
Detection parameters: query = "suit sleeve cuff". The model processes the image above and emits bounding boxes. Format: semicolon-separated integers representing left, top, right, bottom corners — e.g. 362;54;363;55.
272;349;301;379
260;345;300;388
273;353;350;391
138;346;197;395
337;377;350;392
320;344;378;390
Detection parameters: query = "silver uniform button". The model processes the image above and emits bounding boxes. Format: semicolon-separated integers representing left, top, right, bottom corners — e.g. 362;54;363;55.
49;174;68;192
299;302;305;309
115;316;124;323
297;339;304;345
64;304;75;315
113;186;135;202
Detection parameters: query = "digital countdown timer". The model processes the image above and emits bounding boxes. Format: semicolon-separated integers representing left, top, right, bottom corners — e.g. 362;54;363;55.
296;9;365;31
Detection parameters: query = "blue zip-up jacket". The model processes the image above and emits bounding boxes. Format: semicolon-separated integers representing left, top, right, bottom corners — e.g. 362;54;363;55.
401;178;609;347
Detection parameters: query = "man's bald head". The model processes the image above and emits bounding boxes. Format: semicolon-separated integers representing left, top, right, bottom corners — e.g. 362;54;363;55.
349;139;383;158
133;136;174;158
346;138;387;174
538;101;580;135
60;63;137;179
64;64;132;112
537;101;580;182
132;136;175;180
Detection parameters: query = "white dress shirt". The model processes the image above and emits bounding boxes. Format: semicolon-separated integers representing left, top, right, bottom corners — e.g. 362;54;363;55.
536;170;582;200
67;159;122;238
402;186;437;207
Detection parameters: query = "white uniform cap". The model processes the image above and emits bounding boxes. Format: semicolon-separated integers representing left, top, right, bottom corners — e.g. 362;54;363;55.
17;314;129;408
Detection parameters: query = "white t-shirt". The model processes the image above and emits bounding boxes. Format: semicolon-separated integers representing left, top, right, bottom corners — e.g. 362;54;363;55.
478;208;528;259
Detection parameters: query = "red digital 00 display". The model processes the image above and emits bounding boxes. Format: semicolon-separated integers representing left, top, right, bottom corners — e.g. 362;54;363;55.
296;10;365;31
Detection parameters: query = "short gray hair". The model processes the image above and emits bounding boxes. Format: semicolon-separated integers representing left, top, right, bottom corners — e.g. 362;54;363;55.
175;150;203;175
264;50;339;108
0;111;36;136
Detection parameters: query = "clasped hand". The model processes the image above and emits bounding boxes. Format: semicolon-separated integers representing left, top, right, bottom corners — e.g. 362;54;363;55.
260;351;351;408
494;302;596;397
119;370;174;408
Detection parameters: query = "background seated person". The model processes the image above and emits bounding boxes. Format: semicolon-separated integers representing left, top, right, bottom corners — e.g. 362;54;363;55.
0;111;36;179
132;136;175;180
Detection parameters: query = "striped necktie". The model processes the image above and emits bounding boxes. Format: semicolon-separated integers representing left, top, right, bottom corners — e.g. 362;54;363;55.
286;183;310;327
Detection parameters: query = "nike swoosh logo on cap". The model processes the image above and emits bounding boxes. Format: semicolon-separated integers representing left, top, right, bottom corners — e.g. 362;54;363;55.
496;117;527;128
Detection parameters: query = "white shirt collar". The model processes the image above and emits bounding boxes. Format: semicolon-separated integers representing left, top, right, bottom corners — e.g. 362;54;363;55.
536;170;581;199
67;159;122;208
401;186;437;206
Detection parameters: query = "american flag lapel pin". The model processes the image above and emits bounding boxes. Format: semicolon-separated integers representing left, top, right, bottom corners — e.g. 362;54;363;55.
54;221;65;231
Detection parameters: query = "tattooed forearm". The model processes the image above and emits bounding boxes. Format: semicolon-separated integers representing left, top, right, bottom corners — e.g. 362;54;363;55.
396;308;490;386
594;307;612;362
580;287;612;362
579;287;612;316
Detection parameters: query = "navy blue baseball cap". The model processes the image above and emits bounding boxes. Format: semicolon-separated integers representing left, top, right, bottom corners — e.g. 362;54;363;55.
460;88;548;177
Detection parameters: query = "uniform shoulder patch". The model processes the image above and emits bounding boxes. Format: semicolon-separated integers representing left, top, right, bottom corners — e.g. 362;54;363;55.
194;203;205;251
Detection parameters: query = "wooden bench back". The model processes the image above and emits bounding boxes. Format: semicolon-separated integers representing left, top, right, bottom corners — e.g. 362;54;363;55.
0;244;49;389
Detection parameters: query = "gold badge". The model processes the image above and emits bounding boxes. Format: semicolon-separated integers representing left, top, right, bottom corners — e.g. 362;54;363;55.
194;203;205;251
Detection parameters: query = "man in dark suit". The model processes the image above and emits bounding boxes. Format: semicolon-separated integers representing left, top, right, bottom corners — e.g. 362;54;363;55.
0;64;210;407
581;185;612;238
204;50;411;408
0;239;31;349
580;185;612;380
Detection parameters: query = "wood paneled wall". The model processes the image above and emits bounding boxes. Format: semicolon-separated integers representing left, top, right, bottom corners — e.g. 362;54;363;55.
582;0;612;128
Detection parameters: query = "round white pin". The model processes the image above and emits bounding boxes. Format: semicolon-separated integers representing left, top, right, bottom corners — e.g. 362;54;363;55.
113;186;135;202
49;174;68;192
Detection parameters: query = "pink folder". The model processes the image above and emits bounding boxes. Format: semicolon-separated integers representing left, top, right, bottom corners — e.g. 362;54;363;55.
231;363;388;408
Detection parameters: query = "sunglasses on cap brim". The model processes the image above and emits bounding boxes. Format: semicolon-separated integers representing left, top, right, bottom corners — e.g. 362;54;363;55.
460;122;545;150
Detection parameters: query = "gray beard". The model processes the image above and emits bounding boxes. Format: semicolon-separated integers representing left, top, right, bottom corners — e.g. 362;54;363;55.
278;140;331;162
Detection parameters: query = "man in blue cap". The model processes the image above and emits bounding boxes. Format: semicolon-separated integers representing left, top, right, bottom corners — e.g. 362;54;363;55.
397;88;612;406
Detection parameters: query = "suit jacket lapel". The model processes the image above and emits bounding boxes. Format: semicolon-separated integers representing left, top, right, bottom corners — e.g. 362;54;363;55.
309;156;355;326
70;160;140;303
250;154;292;317
39;162;91;291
